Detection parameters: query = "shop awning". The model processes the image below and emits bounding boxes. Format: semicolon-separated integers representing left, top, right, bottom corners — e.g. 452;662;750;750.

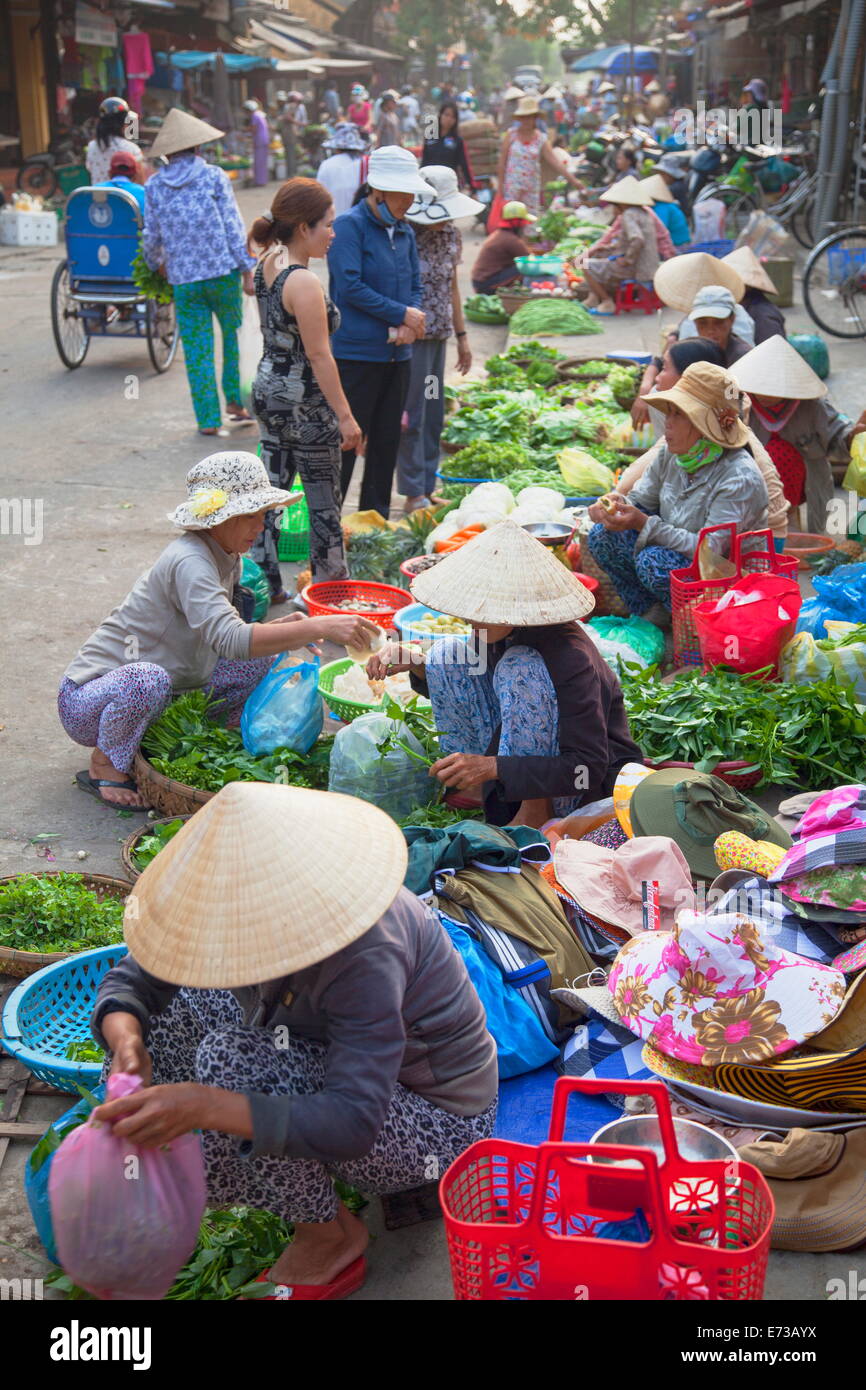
274;56;374;72
166;50;277;70
242;16;336;55
569;45;662;73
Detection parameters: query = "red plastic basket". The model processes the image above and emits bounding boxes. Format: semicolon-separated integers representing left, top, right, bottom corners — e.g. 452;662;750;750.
301;580;412;626
670;525;799;669
440;1078;774;1301
645;758;763;793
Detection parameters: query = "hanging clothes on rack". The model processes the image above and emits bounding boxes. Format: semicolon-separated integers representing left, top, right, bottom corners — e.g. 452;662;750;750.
123;30;154;110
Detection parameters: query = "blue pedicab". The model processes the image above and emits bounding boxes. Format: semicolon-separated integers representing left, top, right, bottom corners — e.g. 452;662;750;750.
50;184;178;372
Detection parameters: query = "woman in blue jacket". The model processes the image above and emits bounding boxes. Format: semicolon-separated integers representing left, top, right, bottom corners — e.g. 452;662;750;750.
327;146;432;517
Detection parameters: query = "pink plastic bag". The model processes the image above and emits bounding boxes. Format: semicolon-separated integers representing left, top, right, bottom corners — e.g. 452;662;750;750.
48;1073;207;1300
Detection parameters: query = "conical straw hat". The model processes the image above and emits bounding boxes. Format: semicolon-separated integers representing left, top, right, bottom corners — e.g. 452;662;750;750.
124;783;408;988
730;334;828;400
640;173;674;203
654;251;745;311
599;174;652;207
410;519;596;625
722;245;778;295
150;108;225;158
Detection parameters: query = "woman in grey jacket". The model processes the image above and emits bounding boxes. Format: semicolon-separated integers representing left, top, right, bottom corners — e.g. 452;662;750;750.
586;362;768;623
58;454;379;808
89;782;497;1300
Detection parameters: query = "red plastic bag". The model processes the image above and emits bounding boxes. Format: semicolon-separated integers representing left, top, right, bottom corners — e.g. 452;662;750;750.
693;573;802;675
48;1072;207;1300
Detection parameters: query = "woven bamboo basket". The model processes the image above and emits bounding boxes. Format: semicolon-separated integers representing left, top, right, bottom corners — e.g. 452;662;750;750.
132;751;214;818
120;815;192;883
577;544;629;618
0;871;130;979
497;288;556;317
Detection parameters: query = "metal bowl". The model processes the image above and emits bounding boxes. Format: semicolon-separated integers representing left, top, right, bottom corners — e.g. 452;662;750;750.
521;521;573;548
589;1114;738;1168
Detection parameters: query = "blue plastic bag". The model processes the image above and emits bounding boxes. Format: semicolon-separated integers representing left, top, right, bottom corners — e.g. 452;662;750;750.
795;598;840;639
240;654;324;756
439;914;558;1079
25;1085;104;1265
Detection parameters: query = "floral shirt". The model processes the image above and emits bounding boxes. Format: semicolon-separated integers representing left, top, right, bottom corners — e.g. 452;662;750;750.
414;222;462;340
142;153;256;287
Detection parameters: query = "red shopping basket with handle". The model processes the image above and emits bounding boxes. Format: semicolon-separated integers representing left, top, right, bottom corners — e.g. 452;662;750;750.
440;1078;774;1301
670;525;800;668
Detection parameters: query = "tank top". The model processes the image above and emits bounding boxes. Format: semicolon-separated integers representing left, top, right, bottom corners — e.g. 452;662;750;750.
252;261;340;415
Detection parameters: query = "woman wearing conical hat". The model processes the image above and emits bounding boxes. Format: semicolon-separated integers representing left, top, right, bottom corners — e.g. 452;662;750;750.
367;520;642;834
89;783;498;1300
577;176;660;316
143;109;258;437
732;335;866;533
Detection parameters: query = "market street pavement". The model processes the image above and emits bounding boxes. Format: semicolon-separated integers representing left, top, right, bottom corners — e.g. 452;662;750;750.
0;182;863;1300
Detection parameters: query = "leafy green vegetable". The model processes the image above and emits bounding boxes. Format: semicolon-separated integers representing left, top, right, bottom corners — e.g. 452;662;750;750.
486;342;562;375
438;440;531;480
608;363;641;409
464;293;509;321
501;467;568;493
441;400;533;448
398;801;483;828
622;665;866;787
0;874;124;954
131;247;172;304
29;1086;100;1176
131;818;185;871
509;298;604;337
141;691;334;793
534;207;573;244
64;1039;105;1064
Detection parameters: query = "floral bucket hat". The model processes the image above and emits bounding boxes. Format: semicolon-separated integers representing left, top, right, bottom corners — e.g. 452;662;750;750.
769;785;866;884
607;911;846;1067
168;453;302;531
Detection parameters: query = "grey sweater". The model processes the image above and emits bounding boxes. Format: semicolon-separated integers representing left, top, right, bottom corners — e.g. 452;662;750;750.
91;887;498;1162
64;532;250;690
629;443;768;557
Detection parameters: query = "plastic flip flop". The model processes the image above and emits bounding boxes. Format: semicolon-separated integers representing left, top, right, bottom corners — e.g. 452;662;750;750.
587;307;615;316
253;1255;366;1301
75;771;151;811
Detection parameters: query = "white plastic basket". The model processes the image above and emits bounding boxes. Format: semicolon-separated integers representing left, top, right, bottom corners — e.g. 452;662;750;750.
0;209;59;247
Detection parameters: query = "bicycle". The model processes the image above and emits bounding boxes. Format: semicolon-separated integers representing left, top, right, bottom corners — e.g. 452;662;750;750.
694;142;818;246
802;224;866;338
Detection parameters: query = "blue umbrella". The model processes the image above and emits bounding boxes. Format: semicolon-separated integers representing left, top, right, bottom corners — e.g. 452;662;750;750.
569;45;659;74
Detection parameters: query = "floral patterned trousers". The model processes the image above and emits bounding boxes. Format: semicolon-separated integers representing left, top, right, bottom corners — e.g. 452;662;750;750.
173;271;243;430
586;525;689;614
424;639;580;817
132;987;497;1224
57;656;273;773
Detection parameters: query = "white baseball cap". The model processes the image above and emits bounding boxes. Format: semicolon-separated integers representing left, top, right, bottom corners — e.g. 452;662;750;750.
367;145;433;196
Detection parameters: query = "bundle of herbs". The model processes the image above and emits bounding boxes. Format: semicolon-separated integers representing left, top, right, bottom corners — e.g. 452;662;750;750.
622;665;866;787
0;875;125;955
141;691;333;793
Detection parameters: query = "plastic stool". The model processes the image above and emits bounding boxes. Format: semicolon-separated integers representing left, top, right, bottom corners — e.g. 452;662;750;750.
615;280;662;314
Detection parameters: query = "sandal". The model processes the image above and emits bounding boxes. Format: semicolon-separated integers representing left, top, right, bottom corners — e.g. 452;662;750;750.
226;404;255;423
252;1256;366;1301
75;771;151;811
270;589;292;606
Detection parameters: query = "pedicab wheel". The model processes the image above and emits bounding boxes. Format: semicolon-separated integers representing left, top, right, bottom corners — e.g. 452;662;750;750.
50;261;89;369
146;297;179;373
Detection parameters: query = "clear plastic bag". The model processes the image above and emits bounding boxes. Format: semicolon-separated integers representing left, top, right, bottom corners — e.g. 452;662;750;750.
842;432;866;498
241;654;324;756
48;1073;206;1300
328;710;438;822
780;625;866;701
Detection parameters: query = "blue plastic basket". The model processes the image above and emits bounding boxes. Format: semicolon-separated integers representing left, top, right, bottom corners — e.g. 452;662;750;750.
394;602;472;644
827;244;866;287
688;238;735;257
1;944;128;1092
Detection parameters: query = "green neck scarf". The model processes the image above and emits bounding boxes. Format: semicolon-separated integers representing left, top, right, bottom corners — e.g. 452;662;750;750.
676;438;725;474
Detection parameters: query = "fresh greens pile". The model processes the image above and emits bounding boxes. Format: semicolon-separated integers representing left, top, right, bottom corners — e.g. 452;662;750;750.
441;399;533;449
534;207;573;244
509;298;603;337
398;801;484;829
64;1039;105;1064
377;696;441;767
438;440;531;480
502;467;566;491
622;665;866;787
141;691;334;793
608;363;641;410
464;292;509;322
486;342;562;374
131;817;185;871
0;875;124;955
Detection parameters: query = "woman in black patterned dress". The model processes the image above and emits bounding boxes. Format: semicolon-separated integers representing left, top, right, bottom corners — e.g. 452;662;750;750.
248;180;362;602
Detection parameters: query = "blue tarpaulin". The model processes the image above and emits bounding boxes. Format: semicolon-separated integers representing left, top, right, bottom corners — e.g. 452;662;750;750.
569;45;661;74
162;50;277;71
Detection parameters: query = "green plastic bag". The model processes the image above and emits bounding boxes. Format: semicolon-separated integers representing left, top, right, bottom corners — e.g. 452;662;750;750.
587;615;666;667
789;333;830;381
240;556;270;622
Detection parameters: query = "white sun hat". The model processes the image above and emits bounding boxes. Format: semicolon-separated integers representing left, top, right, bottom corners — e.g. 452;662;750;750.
367;145;434;196
599;174;653;207
407;164;484;224
124;783;409;988
410;518;596;625
730;334;828;400
168;453;302;530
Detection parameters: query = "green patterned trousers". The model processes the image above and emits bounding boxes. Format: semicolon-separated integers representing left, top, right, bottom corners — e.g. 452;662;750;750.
173;271;243;430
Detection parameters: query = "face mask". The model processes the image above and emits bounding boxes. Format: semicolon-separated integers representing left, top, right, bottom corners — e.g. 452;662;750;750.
376;197;400;226
675;437;725;473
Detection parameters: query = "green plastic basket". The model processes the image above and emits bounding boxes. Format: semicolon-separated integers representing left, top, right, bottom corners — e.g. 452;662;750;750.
278;493;310;562
318;658;384;722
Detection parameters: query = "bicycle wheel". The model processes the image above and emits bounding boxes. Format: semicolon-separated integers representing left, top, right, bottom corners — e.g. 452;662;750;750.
789;195;816;250
146;298;179;373
17;160;58;199
50;262;89;369
803;227;866;338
